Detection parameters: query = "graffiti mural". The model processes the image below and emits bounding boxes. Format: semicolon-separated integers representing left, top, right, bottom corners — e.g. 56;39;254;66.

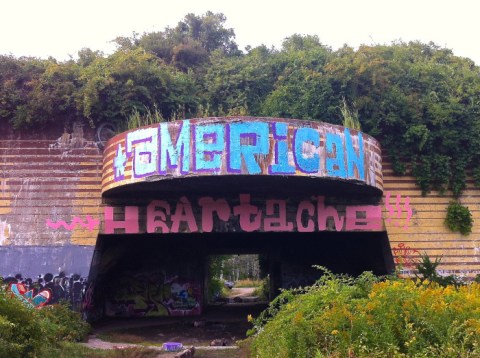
104;271;201;317
113;121;364;179
3;272;88;310
9;282;50;308
102;118;384;194
102;194;384;234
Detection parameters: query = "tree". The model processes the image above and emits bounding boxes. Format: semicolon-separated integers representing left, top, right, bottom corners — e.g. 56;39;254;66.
77;48;199;125
135;11;239;71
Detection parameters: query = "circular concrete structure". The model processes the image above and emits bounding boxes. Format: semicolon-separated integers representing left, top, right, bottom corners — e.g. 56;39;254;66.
102;117;383;195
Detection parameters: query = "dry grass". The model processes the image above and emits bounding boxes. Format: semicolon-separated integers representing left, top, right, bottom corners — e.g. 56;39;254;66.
234;279;263;288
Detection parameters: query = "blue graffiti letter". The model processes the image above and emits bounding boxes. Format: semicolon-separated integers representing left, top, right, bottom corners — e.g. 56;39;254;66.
326;132;346;178
159;121;191;174
293;127;320;173
228;122;269;174
126;127;159;178
269;122;295;174
194;124;225;172
345;128;364;180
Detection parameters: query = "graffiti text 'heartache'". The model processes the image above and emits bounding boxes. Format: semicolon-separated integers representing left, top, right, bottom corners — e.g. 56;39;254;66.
103;195;383;234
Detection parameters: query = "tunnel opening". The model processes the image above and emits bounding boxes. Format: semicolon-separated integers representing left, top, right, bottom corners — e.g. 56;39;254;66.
85;230;393;320
206;254;264;304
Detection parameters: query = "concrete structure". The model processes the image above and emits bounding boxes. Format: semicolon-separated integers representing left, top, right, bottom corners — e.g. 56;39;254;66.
1;117;479;316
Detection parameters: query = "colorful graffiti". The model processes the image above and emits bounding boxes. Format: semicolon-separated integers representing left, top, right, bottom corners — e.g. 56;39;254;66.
9;282;51;308
385;192;413;229
103;195;383;234
112;120;367;182
46;216;99;231
4;272;87;310
105;271;201;317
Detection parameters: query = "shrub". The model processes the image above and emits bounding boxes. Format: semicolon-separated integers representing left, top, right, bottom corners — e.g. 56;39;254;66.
0;280;90;357
250;269;480;357
208;277;225;301
445;201;473;235
37;301;90;342
0;282;46;357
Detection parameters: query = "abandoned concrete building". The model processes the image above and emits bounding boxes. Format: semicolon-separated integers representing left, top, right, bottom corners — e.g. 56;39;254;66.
1;117;478;318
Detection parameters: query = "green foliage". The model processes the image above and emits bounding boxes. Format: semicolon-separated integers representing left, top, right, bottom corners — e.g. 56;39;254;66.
0;281;90;357
118;105;165;132
415;253;460;287
249;270;480;358
445;201;473;235
207;277;225;301
47;343;161;358
135;11;239;66
2;14;480;195
473;167;480;188
340;97;361;130
77;48;198;125
37;302;90;342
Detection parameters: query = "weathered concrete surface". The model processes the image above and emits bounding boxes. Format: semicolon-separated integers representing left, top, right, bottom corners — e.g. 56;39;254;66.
0;123;103;246
102;117;383;194
382;156;480;278
0;245;94;278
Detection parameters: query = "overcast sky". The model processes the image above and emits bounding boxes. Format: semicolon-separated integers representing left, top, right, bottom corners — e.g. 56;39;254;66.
1;0;478;65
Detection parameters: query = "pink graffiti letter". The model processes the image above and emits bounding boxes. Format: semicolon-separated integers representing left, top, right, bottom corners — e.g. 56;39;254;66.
198;197;231;232
264;199;293;232
104;206;139;234
171;196;198;233
147;200;171;233
233;194;262;232
296;200;315;232
317;196;345;231
345;205;382;231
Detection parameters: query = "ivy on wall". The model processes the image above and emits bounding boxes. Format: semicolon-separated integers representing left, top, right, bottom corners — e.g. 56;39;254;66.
445;201;473;235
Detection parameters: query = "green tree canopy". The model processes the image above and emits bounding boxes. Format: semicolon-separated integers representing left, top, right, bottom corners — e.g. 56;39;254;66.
1;13;480;196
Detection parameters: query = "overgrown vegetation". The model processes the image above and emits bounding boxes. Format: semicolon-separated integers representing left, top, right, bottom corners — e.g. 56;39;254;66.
445;201;473;235
247;268;480;357
0;281;90;357
2;12;480;195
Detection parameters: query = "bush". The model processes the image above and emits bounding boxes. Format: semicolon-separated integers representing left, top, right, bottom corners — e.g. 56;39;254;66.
0;282;46;357
249;269;480;357
0;281;90;357
208;277;225;301
445;201;473;235
37;301;90;342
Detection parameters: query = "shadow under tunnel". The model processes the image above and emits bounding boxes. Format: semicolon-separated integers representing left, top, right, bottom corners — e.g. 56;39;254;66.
85;231;394;320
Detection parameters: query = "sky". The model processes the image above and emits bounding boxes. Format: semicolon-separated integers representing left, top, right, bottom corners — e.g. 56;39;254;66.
1;0;479;65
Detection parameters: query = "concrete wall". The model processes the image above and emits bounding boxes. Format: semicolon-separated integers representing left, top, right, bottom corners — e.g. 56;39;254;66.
0;122;102;306
2;118;480;310
382;158;480;278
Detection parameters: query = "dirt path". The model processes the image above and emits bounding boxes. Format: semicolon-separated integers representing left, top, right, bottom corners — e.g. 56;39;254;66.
80;336;238;357
227;287;256;298
80;302;266;357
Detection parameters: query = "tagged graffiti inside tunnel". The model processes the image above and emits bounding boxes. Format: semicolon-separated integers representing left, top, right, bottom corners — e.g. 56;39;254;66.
90;230;392;318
